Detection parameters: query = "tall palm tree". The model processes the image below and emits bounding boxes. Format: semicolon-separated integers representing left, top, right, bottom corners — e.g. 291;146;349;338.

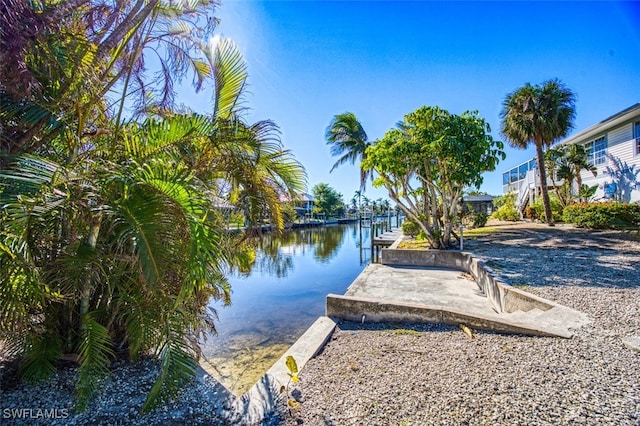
500;79;576;225
325;112;371;191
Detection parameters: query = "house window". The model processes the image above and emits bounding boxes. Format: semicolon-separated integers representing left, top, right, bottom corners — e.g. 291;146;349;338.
510;168;519;183
585;136;607;166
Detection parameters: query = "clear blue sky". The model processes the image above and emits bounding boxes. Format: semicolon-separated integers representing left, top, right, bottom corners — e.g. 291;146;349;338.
185;0;640;202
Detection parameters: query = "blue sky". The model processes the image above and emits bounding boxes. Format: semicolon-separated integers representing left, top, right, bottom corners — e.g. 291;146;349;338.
185;0;640;202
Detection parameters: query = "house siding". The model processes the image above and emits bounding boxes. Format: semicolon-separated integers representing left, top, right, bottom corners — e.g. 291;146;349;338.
608;123;632;147
581;139;637;200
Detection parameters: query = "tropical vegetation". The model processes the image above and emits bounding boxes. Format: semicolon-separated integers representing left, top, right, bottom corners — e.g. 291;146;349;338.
325;112;372;191
544;144;597;207
363;106;504;249
0;0;305;412
312;183;345;218
562;202;640;229
491;193;520;222
500;79;576;225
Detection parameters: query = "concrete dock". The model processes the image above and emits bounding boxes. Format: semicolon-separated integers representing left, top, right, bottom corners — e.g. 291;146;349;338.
327;248;590;339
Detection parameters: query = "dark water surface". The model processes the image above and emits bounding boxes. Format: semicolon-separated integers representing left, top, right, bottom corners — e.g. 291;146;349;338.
202;223;373;394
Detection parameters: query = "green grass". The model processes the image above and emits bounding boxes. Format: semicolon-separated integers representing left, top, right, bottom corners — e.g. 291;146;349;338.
461;226;501;237
397;240;431;249
397;226;501;249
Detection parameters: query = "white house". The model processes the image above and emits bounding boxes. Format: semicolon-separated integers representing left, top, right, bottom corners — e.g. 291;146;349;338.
503;103;640;210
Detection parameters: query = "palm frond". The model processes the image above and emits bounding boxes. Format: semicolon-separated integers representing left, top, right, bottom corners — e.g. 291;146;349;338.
75;313;115;411
208;37;248;120
142;322;197;413
325;112;371;189
19;332;63;382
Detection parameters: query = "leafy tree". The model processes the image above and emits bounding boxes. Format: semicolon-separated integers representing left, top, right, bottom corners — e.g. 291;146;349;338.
325;112;372;191
500;79;576;225
363;106;504;249
465;190;488;196
312;183;344;218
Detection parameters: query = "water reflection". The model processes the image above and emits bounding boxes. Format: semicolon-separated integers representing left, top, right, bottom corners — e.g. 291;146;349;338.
241;224;350;278
202;223;371;395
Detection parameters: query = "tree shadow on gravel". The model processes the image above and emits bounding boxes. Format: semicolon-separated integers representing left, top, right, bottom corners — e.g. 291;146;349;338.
463;225;640;289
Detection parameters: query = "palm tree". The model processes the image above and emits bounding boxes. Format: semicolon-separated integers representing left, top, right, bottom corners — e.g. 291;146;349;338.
325;112;372;191
0;4;306;413
564;144;597;201
0;0;217;164
353;190;363;212
500;79;576;225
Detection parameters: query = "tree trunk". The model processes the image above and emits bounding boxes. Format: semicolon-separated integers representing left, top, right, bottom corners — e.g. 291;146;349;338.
535;142;554;226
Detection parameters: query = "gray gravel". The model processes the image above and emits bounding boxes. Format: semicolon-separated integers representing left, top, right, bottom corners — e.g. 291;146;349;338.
0;357;240;425
285;222;640;426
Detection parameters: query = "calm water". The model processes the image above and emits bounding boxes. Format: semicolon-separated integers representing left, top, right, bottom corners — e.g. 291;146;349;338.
202;222;375;394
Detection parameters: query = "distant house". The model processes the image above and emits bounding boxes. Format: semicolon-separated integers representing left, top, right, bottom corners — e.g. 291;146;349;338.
279;192;315;217
502;103;640;211
463;195;495;215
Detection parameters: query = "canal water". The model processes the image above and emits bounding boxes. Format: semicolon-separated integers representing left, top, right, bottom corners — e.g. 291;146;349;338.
201;222;374;395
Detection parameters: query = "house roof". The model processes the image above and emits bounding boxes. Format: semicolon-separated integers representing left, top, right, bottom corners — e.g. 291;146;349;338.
464;195;494;202
279;192;315;203
555;102;640;147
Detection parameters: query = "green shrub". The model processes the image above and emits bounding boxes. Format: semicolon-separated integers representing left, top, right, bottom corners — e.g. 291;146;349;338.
491;205;520;221
562;202;640;229
471;212;488;228
402;220;420;237
530;194;563;223
491;192;520;221
492;193;516;209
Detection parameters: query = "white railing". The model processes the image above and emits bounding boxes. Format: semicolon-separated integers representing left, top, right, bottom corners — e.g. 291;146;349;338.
516;169;536;209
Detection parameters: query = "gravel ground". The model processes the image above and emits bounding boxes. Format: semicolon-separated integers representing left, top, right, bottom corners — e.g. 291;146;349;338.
0;357;240;425
2;221;639;425
285;222;640;426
